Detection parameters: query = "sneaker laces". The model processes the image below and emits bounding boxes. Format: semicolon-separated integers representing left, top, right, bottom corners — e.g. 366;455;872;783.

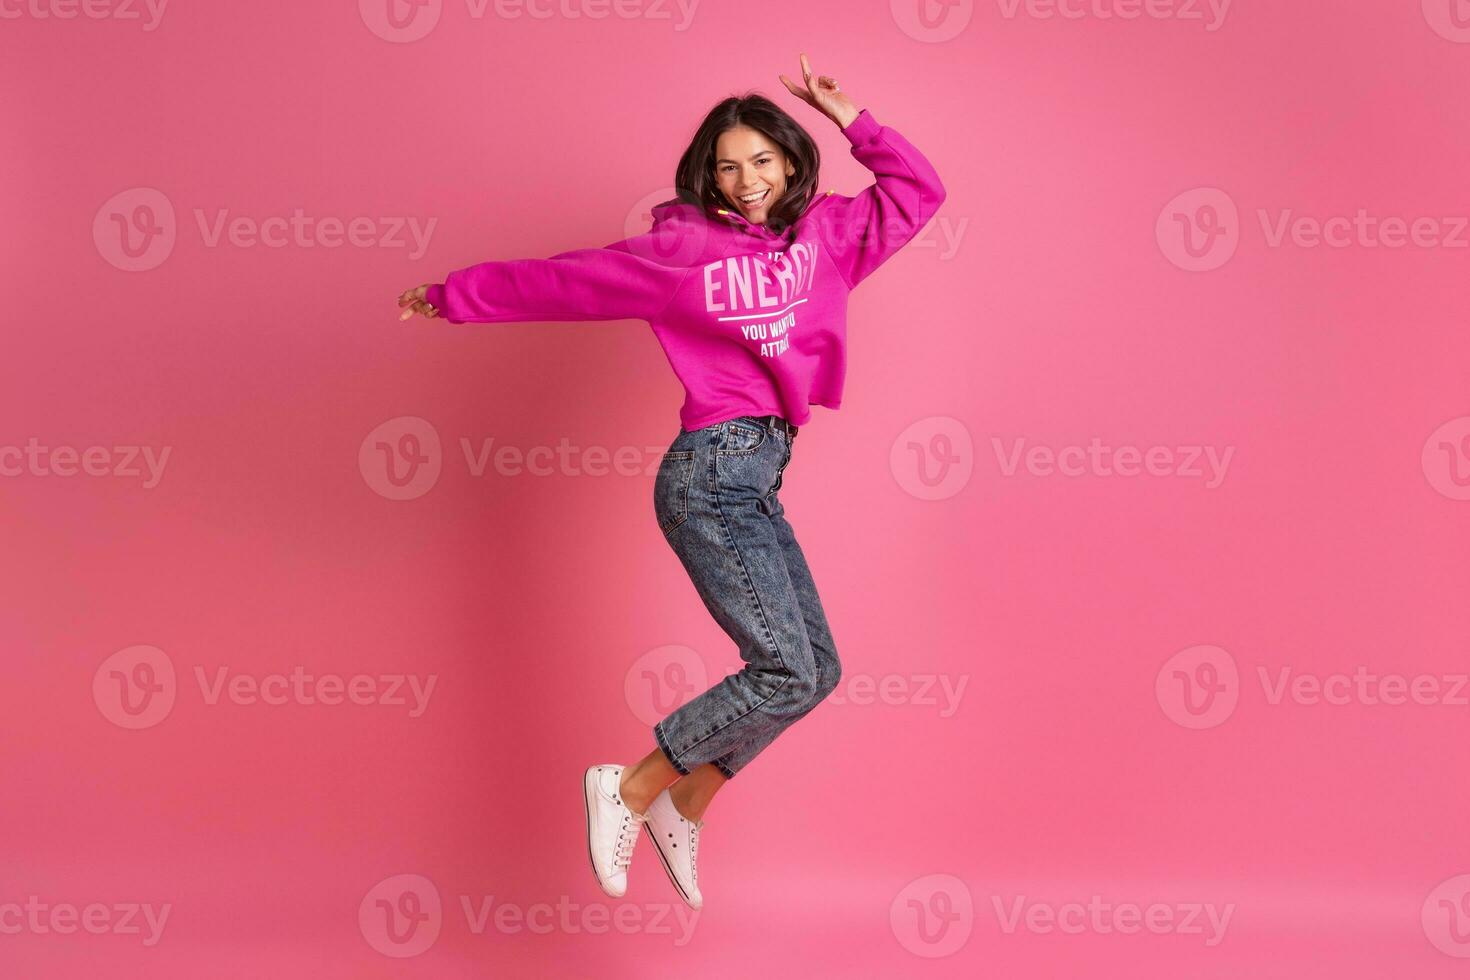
613;811;641;869
688;821;700;882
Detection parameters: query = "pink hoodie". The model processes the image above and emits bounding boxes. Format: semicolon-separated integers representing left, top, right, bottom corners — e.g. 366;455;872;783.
425;108;946;430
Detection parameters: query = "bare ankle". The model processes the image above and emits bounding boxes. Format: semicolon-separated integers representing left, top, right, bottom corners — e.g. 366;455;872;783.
618;765;654;814
667;783;706;823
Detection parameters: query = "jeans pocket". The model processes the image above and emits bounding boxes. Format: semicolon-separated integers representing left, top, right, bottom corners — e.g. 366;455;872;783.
715;418;768;455
654;451;696;535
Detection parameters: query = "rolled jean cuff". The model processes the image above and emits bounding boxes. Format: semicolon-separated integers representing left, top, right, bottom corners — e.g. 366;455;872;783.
714;758;737;780
653;721;692;776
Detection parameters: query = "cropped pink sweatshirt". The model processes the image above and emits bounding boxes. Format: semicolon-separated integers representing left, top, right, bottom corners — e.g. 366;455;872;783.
425;108;946;430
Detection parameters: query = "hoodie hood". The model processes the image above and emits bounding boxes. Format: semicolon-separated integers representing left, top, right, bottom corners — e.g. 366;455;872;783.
648;194;835;241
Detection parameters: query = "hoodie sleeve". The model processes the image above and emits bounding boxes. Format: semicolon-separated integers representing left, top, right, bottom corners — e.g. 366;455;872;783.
424;231;683;325
818;108;947;289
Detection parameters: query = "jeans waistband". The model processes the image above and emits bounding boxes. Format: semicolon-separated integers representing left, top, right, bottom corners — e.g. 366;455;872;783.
743;414;799;439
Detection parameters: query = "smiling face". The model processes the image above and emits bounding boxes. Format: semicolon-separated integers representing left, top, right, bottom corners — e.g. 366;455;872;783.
713;125;796;224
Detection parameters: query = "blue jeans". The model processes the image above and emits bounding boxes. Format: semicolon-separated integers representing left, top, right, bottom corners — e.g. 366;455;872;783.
650;415;842;779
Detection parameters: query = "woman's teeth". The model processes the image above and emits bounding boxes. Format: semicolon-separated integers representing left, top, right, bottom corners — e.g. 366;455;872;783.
739;189;769;207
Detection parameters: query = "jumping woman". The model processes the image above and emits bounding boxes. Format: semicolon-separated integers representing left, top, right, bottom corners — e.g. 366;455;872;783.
397;53;946;911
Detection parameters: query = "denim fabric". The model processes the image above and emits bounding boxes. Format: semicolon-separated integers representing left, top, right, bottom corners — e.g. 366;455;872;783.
650;415;842;779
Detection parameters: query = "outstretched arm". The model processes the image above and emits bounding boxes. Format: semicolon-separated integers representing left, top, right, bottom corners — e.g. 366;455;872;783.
398;232;682;325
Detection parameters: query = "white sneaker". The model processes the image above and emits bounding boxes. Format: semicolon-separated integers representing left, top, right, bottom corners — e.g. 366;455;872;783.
583;764;646;898
641;787;703;909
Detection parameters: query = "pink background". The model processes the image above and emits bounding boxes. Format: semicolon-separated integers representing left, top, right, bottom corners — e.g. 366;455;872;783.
4;0;1470;976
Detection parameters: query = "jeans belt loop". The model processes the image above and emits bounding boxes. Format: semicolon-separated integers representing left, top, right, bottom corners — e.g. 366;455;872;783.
754;414;796;440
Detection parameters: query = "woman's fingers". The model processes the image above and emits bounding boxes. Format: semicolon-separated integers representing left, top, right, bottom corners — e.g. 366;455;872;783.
396;284;438;320
785;53;843;115
778;73;813;104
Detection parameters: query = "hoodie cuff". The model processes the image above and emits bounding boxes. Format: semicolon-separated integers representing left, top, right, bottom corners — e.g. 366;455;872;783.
424;282;447;316
840;108;880;147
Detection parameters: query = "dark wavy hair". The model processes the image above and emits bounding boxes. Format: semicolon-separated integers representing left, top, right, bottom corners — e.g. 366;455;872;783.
667;92;821;241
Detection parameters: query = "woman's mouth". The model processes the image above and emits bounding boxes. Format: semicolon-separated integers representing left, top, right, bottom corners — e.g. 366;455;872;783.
737;189;770;209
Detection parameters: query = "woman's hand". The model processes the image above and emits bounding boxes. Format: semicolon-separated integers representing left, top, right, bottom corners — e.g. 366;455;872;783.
397;284;440;321
779;53;860;130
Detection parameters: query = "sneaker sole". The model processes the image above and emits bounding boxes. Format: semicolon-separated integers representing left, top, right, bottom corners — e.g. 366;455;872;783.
642;820;700;909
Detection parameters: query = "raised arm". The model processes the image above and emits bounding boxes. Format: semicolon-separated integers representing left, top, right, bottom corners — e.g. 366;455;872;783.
819;109;947;289
421;232;683;325
778;53;946;289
